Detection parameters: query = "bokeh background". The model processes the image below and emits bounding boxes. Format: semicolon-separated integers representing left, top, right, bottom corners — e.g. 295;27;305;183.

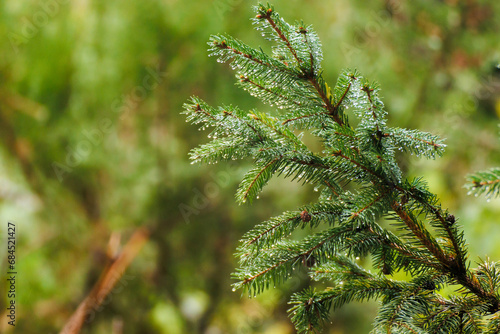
1;0;500;333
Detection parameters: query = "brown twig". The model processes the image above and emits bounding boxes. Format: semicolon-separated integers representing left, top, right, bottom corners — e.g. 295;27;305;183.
60;228;149;334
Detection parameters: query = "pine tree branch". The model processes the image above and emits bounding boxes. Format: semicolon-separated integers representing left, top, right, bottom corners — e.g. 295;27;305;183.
333;82;351;113
192;102;217;121
240;75;304;108
466;168;500;199
257;7;343;125
245;208;339;247
323;180;340;197
240;230;341;288
186;4;500;332
397;186;499;308
393;200;500;312
240;157;280;202
223;109;264;141
300;26;316;76
476;179;500;186
401;134;443;149
348;191;388;221
213;39;268;67
424;203;466;268
250;113;307;149
361;85;378;123
391;202;448;266
261;10;303;66
309;78;342;124
282;111;329;125
331;150;381;181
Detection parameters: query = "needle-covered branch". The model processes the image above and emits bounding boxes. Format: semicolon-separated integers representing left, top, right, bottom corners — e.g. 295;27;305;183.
184;3;500;333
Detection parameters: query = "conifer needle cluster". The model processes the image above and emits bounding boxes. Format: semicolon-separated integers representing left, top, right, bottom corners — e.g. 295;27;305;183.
184;4;500;333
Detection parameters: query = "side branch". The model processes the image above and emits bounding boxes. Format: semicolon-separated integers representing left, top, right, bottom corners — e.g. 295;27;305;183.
323;180;340;197
247;210;340;246
214;40;267;66
242;228;350;287
213;39;292;76
282;112;329;125
333;82;351;115
193;103;217;120
299;27;315;76
474;179;500;187
309;78;343;125
423;203;465;270
242;157;280;201
331;151;381;180
349;191;388;220
391;202;448;266
403;134;443;149
393;186;499;310
240;75;304;108
361;85;378;126
264;15;302;66
223;110;264;141
259;12;343;125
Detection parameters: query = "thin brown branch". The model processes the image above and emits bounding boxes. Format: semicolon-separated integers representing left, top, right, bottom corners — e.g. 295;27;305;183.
404;134;443;149
265;16;302;66
349;191;387;220
422;203;465;270
215;40;268;67
263;14;343;126
391;202;448;265
309;78;343;125
60;228;149;334
475;179;500;187
193;103;216;120
323;180;340;197
333;82;351;114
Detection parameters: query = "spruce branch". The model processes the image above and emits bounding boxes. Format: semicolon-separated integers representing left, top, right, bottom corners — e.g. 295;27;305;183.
184;3;500;333
466;168;500;199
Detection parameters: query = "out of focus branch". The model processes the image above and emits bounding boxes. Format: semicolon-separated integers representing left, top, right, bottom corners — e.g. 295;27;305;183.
60;227;149;334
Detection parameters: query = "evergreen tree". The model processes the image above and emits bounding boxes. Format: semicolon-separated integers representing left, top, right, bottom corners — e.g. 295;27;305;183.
184;4;500;333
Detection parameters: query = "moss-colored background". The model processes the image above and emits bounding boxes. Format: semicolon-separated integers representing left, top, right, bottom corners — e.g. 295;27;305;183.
0;0;499;333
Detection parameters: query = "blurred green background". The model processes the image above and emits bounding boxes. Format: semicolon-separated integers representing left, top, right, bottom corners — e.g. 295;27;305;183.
0;0;500;333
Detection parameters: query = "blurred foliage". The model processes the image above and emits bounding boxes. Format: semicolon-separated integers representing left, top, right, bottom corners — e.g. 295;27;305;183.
0;0;499;333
